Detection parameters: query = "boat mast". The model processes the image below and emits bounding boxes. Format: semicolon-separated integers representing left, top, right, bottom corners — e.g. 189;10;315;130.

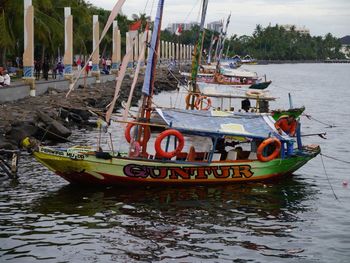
138;0;165;155
216;14;231;71
189;0;209;109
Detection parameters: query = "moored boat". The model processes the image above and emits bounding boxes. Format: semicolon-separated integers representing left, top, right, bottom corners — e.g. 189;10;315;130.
24;109;320;185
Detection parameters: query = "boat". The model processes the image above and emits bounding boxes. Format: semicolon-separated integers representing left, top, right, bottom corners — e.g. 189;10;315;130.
24;109;320;185
22;0;320;186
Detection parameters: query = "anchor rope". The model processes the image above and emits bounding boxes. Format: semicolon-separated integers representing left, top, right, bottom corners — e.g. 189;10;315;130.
302;114;336;128
320;154;340;202
320;153;350;164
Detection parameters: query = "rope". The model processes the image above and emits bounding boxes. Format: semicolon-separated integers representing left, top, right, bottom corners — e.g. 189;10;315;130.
303;114;336;128
184;0;201;23
320;153;350;164
320;154;339;202
37;125;72;143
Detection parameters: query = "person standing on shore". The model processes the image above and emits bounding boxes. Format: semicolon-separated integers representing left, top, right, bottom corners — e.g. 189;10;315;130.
34;60;41;80
77;57;82;71
56;61;64;79
42;60;50;81
106;58;112;72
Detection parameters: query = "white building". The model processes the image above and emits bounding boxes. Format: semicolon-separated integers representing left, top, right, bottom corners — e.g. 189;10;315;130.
166;22;199;33
207;21;222;32
282;24;310;35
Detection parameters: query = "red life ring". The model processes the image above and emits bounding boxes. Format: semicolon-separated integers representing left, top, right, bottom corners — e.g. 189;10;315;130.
154;129;185;158
125;123;151;145
257;138;281;162
194;96;212;110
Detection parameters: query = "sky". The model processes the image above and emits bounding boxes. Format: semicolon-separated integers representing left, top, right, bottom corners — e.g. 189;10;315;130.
91;0;350;38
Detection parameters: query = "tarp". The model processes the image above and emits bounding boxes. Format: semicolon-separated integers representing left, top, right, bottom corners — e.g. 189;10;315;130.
156;108;287;140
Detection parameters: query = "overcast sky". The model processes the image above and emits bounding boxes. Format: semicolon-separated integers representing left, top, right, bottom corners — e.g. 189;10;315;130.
90;0;350;37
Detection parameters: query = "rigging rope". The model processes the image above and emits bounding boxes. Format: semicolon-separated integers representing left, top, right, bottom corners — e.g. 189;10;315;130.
320;154;340;202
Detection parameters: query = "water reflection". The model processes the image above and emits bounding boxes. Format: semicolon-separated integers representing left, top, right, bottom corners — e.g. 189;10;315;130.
17;175;318;261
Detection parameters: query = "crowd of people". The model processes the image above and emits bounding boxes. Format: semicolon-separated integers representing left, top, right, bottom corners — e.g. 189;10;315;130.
0;56;114;87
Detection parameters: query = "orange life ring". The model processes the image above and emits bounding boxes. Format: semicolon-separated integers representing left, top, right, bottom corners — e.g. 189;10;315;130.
257;138;281;162
125;123;151;145
185;93;199;109
194;96;212;110
216;74;224;83
154;129;185;158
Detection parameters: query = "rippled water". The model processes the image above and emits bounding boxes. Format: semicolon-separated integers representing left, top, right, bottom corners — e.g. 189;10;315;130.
1;63;350;262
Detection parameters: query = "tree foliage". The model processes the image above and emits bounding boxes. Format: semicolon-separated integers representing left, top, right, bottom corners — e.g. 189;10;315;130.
0;0;345;66
161;24;344;60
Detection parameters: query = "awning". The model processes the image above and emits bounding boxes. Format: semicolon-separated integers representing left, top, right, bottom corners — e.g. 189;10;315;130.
155;108;289;140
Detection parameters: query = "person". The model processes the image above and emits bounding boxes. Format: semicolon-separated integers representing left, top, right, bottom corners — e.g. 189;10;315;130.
56;61;64;79
88;60;93;75
241;98;251;112
0;68;4;87
52;63;57;79
106;58;112;72
275;115;297;136
34;60;41;80
76;57;82;71
42;60;50;80
3;70;11;86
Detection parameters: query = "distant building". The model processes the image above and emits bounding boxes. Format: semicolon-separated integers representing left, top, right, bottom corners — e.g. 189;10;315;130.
166;22;199;33
282;24;310;35
340;35;350;58
207;21;222;32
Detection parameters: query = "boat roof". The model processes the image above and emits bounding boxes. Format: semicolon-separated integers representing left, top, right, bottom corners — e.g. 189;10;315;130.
155;108;289;140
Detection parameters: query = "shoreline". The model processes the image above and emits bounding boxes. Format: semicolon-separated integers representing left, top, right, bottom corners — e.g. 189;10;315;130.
256;59;350;64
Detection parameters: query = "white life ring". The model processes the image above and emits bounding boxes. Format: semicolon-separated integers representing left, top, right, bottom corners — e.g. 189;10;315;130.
246;90;265;98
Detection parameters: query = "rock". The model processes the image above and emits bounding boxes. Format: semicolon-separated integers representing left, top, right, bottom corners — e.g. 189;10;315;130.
36;111;71;141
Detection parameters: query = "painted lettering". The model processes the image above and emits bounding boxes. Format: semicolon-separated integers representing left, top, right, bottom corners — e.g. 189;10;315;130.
123;164;254;180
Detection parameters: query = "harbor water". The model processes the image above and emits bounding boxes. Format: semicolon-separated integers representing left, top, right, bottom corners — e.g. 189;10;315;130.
1;63;350;262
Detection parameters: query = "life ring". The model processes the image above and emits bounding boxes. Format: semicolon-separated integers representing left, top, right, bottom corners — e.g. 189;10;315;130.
125;123;151;145
154;129;185;158
185;93;199;109
129;140;141;157
257;138;281;162
194;96;212;110
216;74;224;83
246;90;264;98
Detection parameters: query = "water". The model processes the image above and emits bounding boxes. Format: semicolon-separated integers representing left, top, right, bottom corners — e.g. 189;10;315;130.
1;64;350;262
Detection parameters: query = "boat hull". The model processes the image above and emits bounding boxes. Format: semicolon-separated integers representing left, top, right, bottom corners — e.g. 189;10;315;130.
33;146;320;186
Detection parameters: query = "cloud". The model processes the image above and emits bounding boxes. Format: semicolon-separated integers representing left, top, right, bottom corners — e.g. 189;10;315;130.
91;0;350;37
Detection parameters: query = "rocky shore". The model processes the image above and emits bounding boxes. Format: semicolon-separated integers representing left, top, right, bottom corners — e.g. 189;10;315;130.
0;67;184;150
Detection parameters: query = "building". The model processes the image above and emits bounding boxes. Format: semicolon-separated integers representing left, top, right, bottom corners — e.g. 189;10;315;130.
207;21;222;32
340;35;350;59
166;22;199;33
282;24;310;35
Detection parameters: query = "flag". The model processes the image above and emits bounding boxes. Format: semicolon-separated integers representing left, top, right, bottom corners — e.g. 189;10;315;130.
175;24;182;36
129;20;141;31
